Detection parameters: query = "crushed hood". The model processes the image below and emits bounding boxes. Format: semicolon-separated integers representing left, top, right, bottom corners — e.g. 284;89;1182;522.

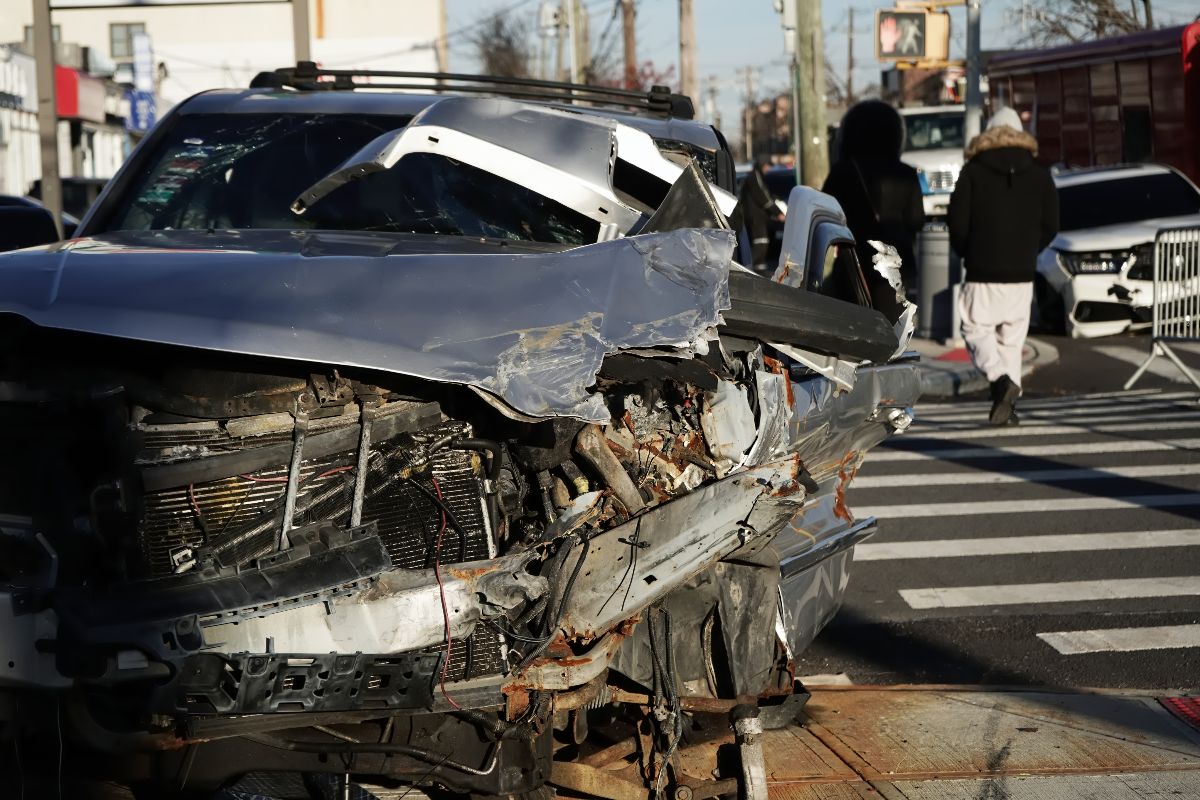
0;228;734;422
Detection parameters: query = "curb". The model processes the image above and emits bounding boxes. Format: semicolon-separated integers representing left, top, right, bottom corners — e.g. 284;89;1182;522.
917;336;1059;399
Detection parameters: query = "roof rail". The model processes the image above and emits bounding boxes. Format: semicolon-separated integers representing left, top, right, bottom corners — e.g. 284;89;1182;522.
249;62;696;120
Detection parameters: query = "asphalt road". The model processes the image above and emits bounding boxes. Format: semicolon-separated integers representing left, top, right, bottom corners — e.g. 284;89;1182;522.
795;338;1200;691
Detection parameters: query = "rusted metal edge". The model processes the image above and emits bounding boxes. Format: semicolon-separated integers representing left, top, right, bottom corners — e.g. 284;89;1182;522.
800;684;1200;697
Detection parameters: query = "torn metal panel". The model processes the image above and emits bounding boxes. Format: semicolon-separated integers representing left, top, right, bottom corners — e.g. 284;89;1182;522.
638;161;732;234
0;228;733;422
786;364;922;480
609;560;786;698
557;459;803;641
203;552;547;657
769;342;859;394
868;239;918;360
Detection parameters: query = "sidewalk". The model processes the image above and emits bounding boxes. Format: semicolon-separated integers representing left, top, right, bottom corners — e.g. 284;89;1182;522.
914;336;1059;399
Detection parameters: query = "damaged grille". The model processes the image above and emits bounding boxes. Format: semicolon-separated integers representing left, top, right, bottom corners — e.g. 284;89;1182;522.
135;411;505;680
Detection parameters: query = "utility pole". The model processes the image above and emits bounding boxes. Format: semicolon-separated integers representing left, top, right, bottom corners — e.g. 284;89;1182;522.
965;0;983;141
1142;0;1154;28
32;0;61;237
562;0;585;84
846;7;855;106
435;0;449;73
621;0;637;89
576;0;590;82
556;0;567;81
706;75;721;129
738;66;757;163
679;0;697;103
793;0;829;187
291;0;312;62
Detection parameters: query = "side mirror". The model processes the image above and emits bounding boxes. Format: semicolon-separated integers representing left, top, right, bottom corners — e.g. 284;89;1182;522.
0;206;61;253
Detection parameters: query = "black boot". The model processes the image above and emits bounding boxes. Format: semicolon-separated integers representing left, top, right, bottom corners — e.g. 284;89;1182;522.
989;376;1020;427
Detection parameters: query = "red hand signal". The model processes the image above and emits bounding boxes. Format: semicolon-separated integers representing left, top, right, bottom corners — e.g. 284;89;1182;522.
880;16;901;54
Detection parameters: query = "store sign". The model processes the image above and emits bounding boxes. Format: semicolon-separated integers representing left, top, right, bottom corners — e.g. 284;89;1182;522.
0;47;37;113
51;0;272;6
125;88;156;132
55;65;107;123
132;32;154;92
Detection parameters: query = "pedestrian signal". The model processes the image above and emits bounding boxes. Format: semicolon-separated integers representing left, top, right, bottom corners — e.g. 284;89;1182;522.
876;10;950;62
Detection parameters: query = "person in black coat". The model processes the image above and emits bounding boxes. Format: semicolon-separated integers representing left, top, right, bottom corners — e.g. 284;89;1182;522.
822;100;925;318
948;107;1058;426
739;156;781;272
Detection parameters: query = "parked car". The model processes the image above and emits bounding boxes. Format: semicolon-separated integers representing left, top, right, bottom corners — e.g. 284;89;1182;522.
0;194;80;243
1036;164;1200;338
0;66;919;798
899;104;965;217
27;175;108;220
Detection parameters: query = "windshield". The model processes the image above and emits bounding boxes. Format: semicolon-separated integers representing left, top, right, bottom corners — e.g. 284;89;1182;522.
1058;173;1200;232
107;113;599;245
903;112;965;152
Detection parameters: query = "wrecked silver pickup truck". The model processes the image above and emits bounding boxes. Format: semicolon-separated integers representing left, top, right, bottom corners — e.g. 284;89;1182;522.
0;70;919;798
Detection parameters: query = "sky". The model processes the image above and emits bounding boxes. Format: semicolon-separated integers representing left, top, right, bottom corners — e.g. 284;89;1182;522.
446;0;1199;133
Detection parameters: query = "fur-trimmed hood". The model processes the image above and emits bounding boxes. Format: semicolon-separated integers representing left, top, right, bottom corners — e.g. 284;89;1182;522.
965;125;1039;160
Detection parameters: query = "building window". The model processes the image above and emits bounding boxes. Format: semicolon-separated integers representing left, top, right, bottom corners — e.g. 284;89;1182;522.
110;22;146;60
22;24;61;47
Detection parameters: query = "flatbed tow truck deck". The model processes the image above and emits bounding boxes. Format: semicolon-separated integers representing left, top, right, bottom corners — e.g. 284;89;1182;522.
713;685;1200;799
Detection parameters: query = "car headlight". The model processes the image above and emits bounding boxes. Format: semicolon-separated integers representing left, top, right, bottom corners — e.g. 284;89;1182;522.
1056;250;1124;275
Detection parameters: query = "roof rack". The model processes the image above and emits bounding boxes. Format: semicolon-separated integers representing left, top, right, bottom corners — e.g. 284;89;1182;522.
249;62;696;120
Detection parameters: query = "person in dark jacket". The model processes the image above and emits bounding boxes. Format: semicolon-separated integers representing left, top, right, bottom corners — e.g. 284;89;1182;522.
822;100;925;318
948;107;1059;426
739;156;781;272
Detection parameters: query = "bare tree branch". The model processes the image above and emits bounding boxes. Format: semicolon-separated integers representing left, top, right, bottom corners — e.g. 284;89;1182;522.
1010;0;1145;46
472;11;532;78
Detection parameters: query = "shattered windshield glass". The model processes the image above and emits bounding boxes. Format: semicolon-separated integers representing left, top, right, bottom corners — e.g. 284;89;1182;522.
107;113;599;245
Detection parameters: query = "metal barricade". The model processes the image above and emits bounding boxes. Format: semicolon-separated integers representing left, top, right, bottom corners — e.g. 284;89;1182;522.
1126;225;1200;391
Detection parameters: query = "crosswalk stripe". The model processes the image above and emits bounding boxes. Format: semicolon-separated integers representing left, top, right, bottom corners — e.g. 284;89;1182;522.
915;389;1195;415
854;463;1200;488
854;530;1200;561
1037;624;1200;655
918;388;1183;412
857;493;1200;519
868;437;1200;462
900;576;1200;609
916;399;1200;425
910;416;1200;441
1097;345;1200;384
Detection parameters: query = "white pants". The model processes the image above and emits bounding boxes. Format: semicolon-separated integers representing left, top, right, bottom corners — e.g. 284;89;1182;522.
958;281;1032;388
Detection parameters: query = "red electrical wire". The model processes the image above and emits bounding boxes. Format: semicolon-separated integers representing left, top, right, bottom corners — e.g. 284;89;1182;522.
431;476;462;710
239;473;290;483
239;465;354;484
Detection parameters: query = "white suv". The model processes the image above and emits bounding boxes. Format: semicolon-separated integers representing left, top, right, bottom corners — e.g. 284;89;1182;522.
1036;164;1200;338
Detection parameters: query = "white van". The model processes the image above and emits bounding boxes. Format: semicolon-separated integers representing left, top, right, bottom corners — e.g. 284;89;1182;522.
899;104;966;217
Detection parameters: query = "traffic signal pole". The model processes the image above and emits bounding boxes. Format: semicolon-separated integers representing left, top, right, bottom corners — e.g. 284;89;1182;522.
965;0;982;140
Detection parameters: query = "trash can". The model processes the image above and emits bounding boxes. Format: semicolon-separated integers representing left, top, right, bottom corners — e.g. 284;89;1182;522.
916;222;961;341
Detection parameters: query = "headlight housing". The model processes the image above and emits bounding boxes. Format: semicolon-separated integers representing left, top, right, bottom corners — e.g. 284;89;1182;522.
1056;250;1126;275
